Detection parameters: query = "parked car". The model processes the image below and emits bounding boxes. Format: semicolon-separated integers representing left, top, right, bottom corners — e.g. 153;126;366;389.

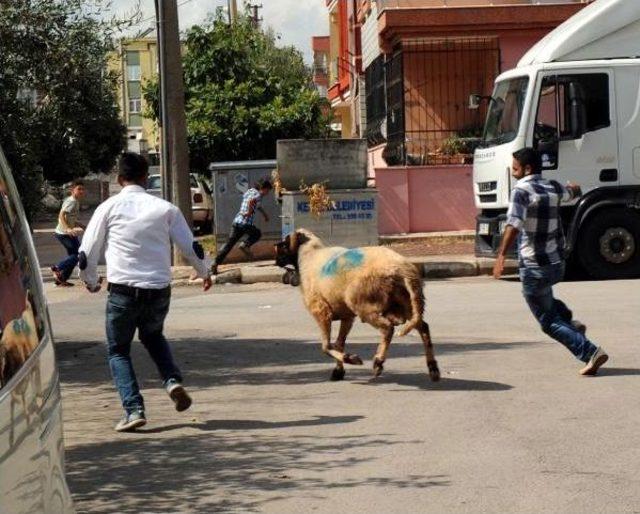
0;146;75;513
147;174;214;234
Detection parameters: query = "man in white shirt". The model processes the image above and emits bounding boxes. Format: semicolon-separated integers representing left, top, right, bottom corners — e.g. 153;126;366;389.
79;153;212;432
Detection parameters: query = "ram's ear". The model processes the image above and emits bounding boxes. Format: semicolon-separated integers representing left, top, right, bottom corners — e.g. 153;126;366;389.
297;232;310;246
289;231;310;253
288;232;298;253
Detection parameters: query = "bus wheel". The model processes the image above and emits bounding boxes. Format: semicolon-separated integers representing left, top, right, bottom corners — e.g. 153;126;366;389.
577;208;640;280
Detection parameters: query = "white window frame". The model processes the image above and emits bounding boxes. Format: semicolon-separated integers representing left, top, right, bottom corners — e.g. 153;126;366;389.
128;98;142;114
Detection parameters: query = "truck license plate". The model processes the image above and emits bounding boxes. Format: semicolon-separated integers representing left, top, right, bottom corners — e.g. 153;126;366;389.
478;223;490;236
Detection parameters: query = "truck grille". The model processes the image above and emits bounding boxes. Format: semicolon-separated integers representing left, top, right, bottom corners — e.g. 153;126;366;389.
477;181;497;193
479;194;497;203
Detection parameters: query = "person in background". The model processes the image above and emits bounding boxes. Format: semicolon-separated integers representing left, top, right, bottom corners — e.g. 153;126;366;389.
211;178;272;275
79;153;212;432
493;147;608;376
51;179;86;287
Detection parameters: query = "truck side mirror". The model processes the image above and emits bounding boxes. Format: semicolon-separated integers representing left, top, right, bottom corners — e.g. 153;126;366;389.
569;82;587;139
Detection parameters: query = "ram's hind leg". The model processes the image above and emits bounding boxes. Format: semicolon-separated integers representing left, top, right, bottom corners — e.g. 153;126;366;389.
358;310;395;378
417;320;440;382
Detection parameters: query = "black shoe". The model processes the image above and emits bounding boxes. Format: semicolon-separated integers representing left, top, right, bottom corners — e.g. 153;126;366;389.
115;410;146;432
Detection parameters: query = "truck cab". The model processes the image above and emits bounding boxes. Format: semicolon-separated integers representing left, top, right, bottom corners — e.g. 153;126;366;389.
473;0;640;279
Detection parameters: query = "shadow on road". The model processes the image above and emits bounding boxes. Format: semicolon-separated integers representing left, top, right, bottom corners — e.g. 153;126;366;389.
57;336;525;511
66;427;450;513
54;337;531;389
137;415;365;434
359;374;513;391
594;367;640;377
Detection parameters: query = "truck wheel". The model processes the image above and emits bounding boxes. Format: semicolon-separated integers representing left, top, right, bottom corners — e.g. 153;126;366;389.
577;208;640;280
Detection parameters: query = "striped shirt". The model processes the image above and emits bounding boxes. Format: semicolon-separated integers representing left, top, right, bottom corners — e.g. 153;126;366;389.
233;188;262;226
506;174;575;268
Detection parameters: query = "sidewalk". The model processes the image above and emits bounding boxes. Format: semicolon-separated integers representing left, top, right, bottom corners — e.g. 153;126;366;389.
38;229;515;286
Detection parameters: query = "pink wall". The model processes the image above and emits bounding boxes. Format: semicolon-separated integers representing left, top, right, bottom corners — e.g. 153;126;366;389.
370;32;552;235
376;165;476;234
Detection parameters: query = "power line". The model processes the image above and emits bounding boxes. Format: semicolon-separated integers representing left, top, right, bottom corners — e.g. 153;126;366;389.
130;0;205;29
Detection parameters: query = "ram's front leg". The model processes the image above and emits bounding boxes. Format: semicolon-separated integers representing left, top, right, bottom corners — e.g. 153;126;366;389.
330;317;359;381
313;312;361;382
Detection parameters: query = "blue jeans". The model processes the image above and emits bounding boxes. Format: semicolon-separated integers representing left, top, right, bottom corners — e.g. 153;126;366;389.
54;234;80;281
519;262;597;363
106;289;182;413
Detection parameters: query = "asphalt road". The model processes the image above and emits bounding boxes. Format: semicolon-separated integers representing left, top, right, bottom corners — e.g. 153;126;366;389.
47;277;640;514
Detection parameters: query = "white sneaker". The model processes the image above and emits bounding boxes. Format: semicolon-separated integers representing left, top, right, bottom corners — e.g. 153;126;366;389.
166;380;192;412
115;411;146;432
579;347;609;376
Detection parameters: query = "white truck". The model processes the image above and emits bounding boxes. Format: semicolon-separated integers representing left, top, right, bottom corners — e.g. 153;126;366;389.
473;0;640;279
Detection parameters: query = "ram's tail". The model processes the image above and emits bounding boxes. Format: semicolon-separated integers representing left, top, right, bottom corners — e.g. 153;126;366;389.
398;275;424;337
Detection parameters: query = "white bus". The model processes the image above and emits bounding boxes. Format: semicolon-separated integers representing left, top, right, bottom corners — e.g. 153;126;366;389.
0;146;74;513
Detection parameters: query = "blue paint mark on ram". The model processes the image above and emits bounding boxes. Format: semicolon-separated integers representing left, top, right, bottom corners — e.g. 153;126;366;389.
320;249;365;277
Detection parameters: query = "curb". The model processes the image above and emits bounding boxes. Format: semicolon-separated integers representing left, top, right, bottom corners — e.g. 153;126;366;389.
417;257;518;279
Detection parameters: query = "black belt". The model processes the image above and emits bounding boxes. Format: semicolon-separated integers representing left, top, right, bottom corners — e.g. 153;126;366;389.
107;283;171;300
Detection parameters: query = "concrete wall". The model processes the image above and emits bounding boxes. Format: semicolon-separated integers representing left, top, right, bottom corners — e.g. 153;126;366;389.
376;165;476;234
277;139;367;190
282;189;378;247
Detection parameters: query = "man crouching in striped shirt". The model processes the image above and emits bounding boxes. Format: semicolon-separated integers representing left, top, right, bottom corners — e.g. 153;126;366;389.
493;147;608;376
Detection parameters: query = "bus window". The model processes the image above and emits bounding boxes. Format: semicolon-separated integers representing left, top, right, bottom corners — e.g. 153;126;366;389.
0;173;45;388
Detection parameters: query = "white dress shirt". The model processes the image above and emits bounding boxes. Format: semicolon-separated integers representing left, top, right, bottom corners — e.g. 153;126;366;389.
79;185;210;289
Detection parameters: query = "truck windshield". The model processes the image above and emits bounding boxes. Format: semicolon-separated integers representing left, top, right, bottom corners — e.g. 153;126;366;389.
482;77;529;146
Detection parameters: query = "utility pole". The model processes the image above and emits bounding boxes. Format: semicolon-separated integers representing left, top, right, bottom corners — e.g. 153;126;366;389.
228;0;238;24
154;0;171;204
154;0;192;264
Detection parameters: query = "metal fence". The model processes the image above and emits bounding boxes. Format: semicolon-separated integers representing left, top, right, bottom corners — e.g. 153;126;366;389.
364;55;387;146
383;37;500;166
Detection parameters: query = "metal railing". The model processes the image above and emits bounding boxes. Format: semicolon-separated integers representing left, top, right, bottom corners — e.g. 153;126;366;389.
383;37;500;166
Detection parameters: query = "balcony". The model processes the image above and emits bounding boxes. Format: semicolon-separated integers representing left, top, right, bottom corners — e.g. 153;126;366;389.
377;0;590;9
376;0;589;50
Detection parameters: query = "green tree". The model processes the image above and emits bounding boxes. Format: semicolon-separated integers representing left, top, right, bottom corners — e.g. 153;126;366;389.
144;13;331;173
0;0;129;219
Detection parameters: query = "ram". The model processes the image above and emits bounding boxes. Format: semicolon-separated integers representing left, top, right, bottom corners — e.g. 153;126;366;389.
275;230;440;382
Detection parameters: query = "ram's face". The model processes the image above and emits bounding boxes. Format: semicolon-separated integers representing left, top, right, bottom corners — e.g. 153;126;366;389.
274;235;297;268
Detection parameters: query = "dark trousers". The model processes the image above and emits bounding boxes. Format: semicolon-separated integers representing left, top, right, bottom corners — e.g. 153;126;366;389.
215;223;261;265
106;287;181;413
54;234;80;281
